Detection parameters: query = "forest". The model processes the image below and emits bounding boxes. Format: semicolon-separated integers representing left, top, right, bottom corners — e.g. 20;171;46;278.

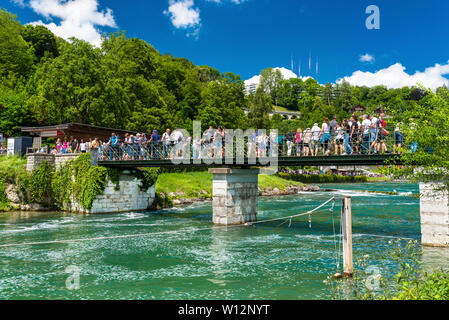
1;7;448;138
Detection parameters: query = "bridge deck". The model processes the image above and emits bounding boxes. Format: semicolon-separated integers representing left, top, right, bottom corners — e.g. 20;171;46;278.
98;154;401;168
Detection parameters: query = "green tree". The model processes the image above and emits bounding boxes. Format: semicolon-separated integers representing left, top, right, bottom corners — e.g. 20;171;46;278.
259;67;283;105
21;24;59;62
0;9;34;78
248;86;272;129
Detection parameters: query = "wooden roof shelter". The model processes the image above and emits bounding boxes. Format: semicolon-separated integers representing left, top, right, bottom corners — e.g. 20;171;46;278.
20;123;137;140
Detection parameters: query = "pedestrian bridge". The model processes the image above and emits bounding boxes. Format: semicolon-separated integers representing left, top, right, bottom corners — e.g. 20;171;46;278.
98;154;401;168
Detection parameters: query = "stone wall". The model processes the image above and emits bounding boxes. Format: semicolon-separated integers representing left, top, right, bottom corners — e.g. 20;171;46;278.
67;172;156;214
55;154;80;170
420;182;449;247
26;153;80;171
209;168;259;225
26;154;55;171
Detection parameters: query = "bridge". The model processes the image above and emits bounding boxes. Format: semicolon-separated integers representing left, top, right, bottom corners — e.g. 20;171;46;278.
98;154;401;168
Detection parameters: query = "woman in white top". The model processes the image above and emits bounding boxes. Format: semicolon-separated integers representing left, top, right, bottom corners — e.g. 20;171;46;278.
79;140;87;153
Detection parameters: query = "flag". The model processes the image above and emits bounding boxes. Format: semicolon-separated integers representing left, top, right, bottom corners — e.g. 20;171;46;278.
309;50;311;71
316;57;319;74
291;54;294;72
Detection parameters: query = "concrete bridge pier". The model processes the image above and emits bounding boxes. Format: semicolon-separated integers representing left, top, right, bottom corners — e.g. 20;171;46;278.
420;183;449;247
209;168;259;226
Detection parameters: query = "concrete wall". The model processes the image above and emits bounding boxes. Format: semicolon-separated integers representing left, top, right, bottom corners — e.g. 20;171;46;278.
420;182;449;247
209;168;259;225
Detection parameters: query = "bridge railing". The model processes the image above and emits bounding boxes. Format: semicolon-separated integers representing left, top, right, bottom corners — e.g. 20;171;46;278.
99;126;406;162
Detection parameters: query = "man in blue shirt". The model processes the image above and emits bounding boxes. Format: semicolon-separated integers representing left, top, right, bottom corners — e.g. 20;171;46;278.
109;133;119;160
150;130;161;159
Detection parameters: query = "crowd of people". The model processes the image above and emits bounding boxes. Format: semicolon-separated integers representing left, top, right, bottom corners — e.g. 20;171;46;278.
282;113;404;157
44;112;404;160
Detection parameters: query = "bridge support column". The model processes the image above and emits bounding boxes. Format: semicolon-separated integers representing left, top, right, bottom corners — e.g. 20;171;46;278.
209;168;259;226
420;183;449;247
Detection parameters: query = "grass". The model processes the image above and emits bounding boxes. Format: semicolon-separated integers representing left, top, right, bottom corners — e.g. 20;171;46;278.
367;176;392;182
156;171;213;199
155;171;304;200
0;155;27;183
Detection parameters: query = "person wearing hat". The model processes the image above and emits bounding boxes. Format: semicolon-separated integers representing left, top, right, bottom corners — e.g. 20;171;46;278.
150;130;161;159
311;123;321;156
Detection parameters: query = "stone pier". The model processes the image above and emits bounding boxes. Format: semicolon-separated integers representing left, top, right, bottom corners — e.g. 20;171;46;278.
209;168;259;226
420;182;449;247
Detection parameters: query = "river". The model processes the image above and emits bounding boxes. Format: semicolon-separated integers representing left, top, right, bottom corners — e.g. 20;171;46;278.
0;182;445;300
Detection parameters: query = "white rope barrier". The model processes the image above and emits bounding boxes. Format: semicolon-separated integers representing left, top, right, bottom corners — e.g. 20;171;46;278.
0;197;336;248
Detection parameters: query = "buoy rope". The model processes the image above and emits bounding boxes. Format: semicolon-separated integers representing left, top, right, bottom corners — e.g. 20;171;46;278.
0;197;336;248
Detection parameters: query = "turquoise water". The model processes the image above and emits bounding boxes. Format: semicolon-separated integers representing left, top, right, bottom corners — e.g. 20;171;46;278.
0;183;423;300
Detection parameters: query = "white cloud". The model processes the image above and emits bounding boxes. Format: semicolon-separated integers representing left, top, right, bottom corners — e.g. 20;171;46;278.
26;0;117;47
11;0;26;7
164;0;247;38
360;53;375;63
164;0;201;33
338;61;449;90
245;67;311;87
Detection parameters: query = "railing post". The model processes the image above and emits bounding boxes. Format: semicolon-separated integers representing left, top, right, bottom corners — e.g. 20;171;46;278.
342;196;353;278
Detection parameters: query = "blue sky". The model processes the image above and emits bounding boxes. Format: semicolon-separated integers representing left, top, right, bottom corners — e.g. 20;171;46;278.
3;0;449;89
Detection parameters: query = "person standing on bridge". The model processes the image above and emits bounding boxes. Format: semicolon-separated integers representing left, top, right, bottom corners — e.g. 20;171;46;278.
310;123;320;157
285;130;295;157
295;128;302;157
319;118;331;156
302;127;312;157
394;122;404;154
108;133;118;161
161;129;171;159
369;114;378;154
330;115;338;138
361;115;371;155
376;113;389;154
343;119;352;155
350;116;359;155
334;123;345;155
150;130;161;159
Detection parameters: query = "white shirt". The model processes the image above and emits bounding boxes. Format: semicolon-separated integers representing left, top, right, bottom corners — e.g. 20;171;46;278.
361;119;371;135
171;131;183;144
162;132;171;144
322;123;330;134
335;127;344;140
80;143;87;151
311;125;321;140
370;117;378;133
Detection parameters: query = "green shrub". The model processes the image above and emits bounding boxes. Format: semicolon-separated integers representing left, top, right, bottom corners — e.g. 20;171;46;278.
28;161;54;204
0;180;10;210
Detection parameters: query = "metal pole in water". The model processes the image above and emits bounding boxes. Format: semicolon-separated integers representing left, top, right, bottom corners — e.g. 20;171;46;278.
342;196;353;278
